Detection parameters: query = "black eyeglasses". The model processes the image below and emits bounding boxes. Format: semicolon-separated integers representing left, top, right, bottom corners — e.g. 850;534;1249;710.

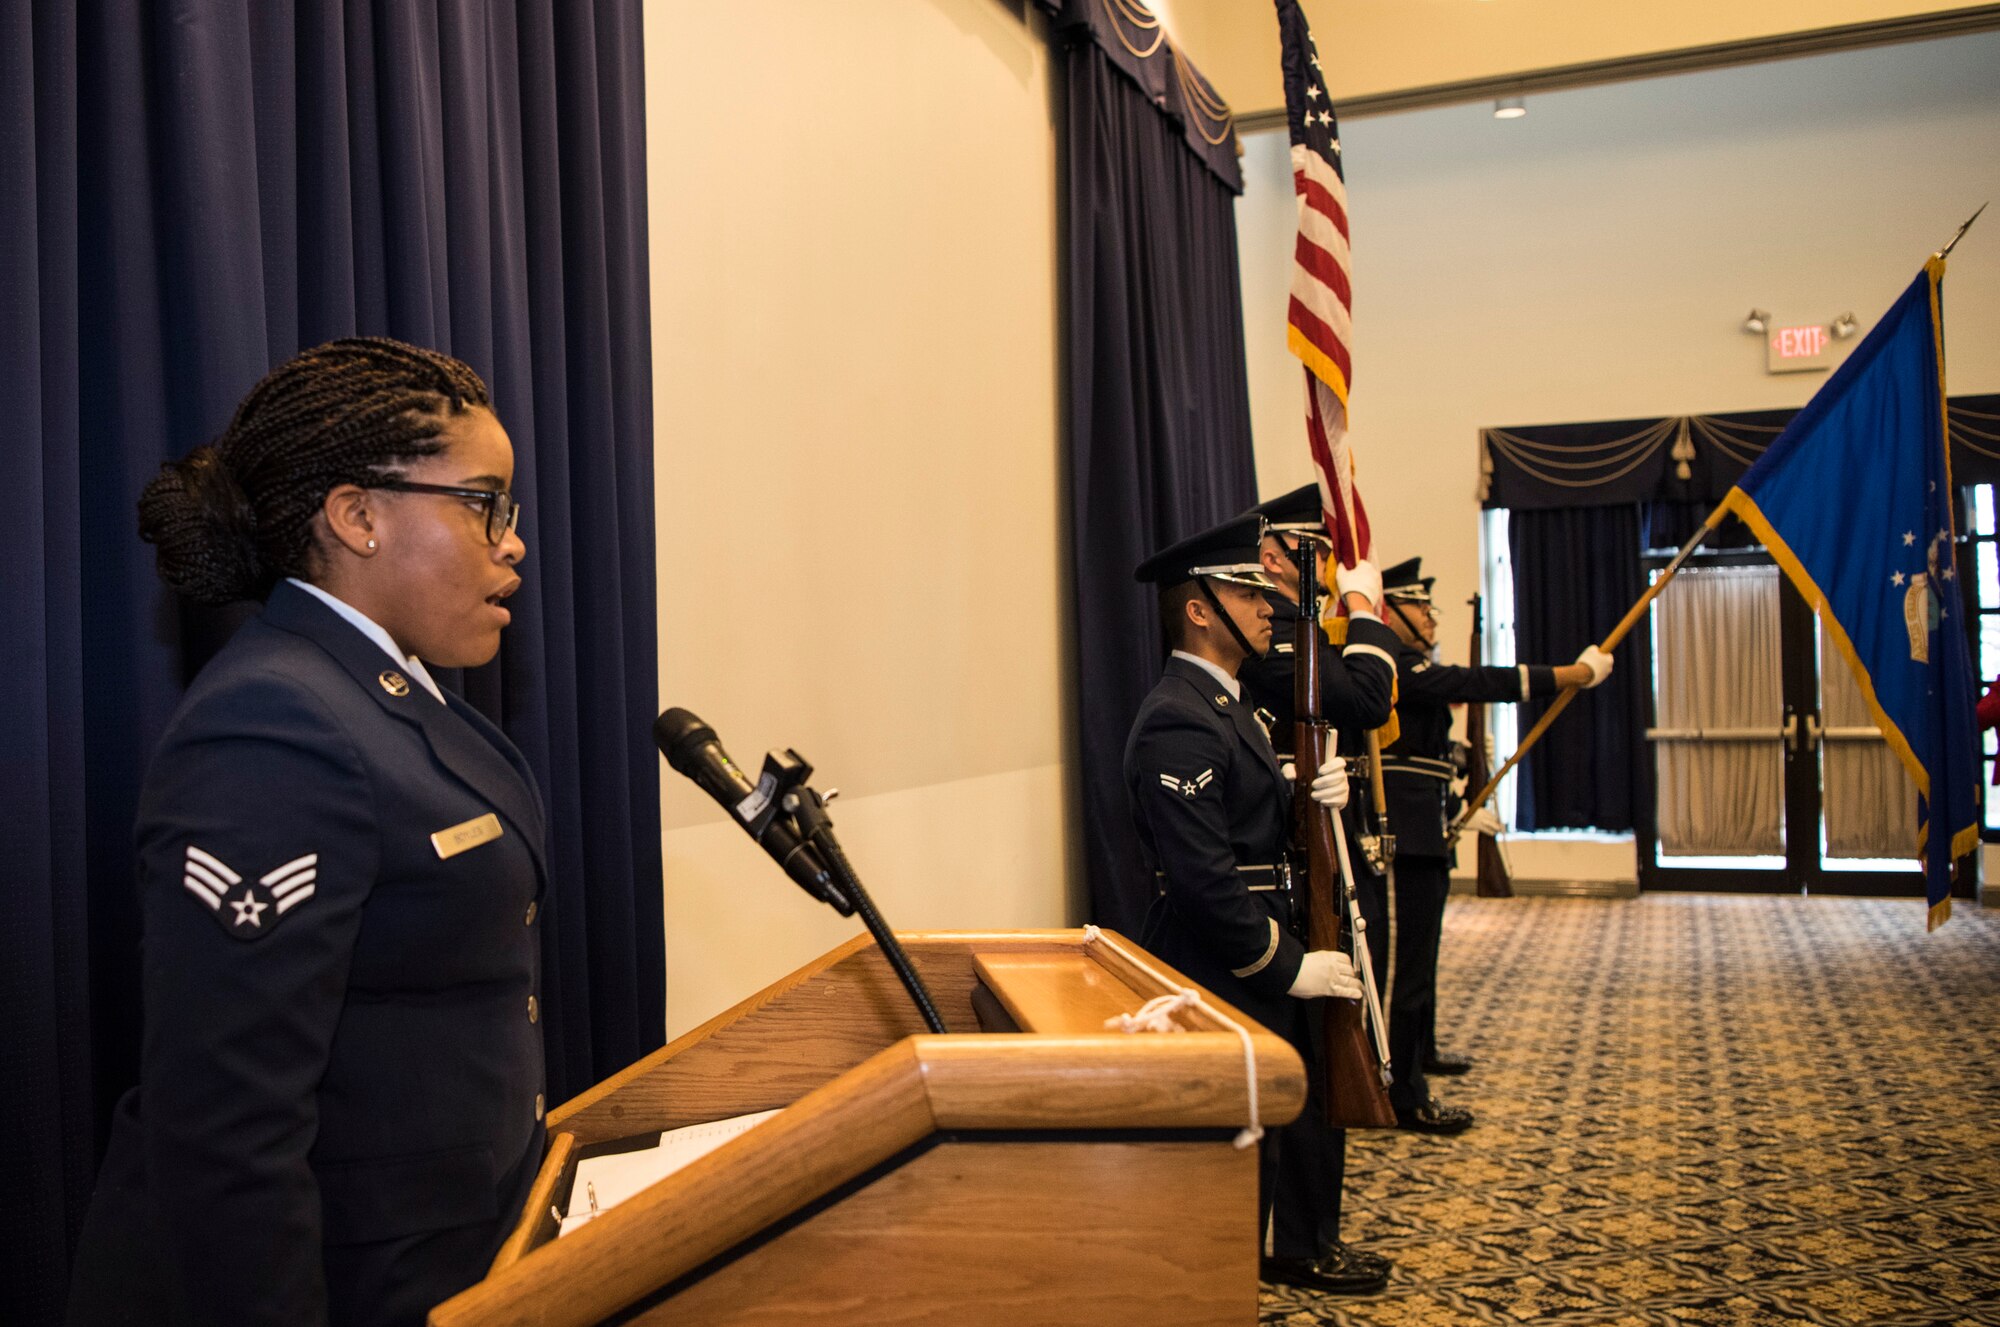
371;481;522;545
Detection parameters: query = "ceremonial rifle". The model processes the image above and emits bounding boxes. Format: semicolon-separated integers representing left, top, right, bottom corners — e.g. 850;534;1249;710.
1464;594;1513;897
1291;541;1397;1129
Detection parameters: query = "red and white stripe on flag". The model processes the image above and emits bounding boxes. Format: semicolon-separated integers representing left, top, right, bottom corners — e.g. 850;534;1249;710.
1305;370;1369;568
1276;0;1367;567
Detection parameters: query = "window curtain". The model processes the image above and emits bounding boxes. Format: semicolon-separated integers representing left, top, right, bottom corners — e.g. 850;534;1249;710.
1822;629;1919;858
1043;7;1258;935
1508;505;1654;832
1653;567;1785;855
3;5;660;1319
1481;395;2000;510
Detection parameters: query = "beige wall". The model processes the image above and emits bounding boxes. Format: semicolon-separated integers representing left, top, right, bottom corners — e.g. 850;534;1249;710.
1161;0;2000;112
1234;32;2000;878
646;1;1074;1037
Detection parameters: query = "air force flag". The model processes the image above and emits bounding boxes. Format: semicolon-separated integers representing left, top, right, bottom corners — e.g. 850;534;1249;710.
1722;257;1979;927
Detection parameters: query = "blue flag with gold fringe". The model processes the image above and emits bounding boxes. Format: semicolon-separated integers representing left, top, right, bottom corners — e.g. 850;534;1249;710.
1722;257;1978;927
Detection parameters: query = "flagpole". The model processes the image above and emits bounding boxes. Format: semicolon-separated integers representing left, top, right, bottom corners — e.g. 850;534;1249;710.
1446;502;1730;846
1936;202;1986;261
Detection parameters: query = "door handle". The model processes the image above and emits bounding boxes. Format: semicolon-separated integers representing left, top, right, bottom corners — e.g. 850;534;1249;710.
1783;714;1800;753
1804;715;1823;751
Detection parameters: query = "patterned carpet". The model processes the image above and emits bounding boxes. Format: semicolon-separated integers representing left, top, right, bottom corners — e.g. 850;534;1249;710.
1260;894;2000;1326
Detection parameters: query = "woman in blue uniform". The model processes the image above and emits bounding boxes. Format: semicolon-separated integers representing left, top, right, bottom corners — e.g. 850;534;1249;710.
69;338;548;1327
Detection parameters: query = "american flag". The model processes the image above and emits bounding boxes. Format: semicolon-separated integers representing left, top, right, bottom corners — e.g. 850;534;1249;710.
1277;0;1369;568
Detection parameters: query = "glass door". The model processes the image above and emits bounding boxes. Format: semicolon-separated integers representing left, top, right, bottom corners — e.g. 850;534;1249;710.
1644;557;1790;891
1642;553;1952;896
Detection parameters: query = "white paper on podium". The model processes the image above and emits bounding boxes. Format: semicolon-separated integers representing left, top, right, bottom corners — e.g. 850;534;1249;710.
556;1109;781;1237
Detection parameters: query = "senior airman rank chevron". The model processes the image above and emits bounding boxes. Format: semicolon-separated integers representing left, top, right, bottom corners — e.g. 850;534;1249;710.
182;844;319;940
1159;769;1216;798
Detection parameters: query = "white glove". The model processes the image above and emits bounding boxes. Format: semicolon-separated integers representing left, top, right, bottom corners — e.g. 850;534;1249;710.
1280;761;1297;784
1288;949;1363;1000
1575;644;1614;688
1464;806;1503;837
1484;733;1496;766
1334;558;1382;607
1309;755;1349;810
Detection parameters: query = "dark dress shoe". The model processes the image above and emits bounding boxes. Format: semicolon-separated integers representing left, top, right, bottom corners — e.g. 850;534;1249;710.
1261;1243;1391;1295
1396;1097;1475;1134
1321;1239;1392;1280
1425;1049;1475;1076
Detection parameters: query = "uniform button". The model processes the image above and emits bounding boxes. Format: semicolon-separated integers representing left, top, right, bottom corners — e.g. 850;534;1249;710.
524;901;537;926
534;1093;545;1121
527;995;539;1023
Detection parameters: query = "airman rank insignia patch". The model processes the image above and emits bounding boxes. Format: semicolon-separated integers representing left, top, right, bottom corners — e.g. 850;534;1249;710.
181;845;318;940
1158;769;1215;798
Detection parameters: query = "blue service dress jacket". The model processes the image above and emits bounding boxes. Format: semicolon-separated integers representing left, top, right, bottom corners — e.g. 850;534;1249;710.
69;580;549;1327
1381;642;1558;857
1123;656;1305;1040
1236;591;1401;755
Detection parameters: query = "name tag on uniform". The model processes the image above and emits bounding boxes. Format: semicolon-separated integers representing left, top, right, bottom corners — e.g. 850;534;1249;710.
432;813;504;859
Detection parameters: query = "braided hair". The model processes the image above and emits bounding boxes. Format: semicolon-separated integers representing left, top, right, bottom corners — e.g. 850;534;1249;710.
138;337;492;605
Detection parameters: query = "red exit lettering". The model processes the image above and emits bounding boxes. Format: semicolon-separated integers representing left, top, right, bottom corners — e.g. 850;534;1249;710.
1773;326;1827;359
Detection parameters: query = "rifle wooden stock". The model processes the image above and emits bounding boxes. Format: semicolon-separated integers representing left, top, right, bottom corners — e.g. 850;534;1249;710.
1292;560;1397;1131
1464;594;1513;898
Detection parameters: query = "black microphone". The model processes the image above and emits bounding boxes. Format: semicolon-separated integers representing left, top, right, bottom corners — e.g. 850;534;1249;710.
653;708;854;915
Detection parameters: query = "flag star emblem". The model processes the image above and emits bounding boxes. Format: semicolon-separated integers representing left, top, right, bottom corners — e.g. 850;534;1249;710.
1942;565;1955;580
1306;83;1321;100
1892;571;1907;587
1904;531;1916;545
232;895;268;927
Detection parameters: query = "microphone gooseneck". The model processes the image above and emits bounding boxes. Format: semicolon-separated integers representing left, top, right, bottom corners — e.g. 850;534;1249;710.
651;708;853;915
652;708;948;1034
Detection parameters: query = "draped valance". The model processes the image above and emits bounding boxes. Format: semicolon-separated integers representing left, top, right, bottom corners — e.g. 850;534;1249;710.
1480;394;2000;510
1033;0;1241;191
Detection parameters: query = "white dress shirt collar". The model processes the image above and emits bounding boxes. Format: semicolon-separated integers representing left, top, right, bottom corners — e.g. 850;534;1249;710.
287;578;446;704
1170;649;1240;701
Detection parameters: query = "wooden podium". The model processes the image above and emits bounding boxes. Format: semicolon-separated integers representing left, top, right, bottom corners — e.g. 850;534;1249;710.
428;928;1305;1326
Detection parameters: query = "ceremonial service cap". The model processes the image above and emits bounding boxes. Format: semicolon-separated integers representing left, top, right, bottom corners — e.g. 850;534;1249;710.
1241;482;1323;532
1134;513;1273;589
1381;556;1435;603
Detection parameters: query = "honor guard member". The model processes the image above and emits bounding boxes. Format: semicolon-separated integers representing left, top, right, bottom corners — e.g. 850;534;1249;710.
69;340;548;1327
1374;556;1612;1131
1236;483;1400;748
1124;514;1389;1296
1232;484;1400;1286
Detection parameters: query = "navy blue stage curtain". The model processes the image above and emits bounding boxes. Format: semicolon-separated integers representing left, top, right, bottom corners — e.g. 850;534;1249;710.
2;5;660;1319
1508;506;1655;833
1048;14;1258;936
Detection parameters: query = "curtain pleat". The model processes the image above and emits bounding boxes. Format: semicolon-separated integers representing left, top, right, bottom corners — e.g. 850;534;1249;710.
4;6;661;1319
1653;567;1785;855
1822;629;1919;858
1509;505;1654;832
1061;37;1259;935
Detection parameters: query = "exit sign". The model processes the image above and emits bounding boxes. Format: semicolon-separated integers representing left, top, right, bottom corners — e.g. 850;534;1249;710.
1767;323;1833;373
